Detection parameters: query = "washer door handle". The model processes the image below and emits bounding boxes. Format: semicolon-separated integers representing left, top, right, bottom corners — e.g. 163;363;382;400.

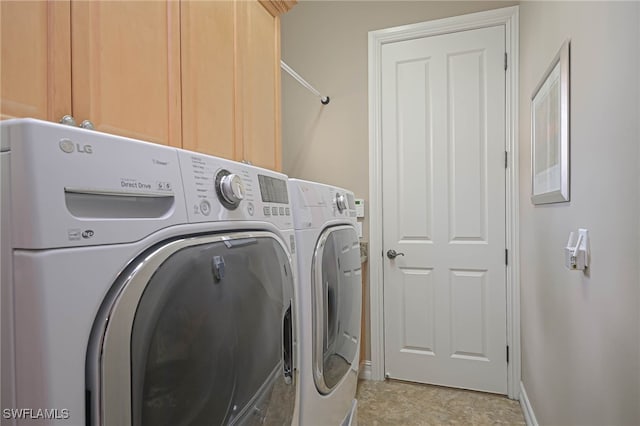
212;256;225;281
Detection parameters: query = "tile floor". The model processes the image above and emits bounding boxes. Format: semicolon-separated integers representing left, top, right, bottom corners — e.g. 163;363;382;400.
356;379;526;425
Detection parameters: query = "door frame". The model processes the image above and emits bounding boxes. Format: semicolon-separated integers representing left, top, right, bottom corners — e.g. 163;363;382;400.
367;6;520;399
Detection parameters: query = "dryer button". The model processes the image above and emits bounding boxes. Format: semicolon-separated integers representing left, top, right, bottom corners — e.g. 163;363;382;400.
263;206;271;216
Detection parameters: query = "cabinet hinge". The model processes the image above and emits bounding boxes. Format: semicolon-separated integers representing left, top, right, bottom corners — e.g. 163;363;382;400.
506;345;510;363
505;249;508;266
505;151;508;168
504;52;508;71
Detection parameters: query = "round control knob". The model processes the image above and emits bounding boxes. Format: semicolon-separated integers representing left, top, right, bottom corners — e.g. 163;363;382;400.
336;193;348;212
216;170;245;209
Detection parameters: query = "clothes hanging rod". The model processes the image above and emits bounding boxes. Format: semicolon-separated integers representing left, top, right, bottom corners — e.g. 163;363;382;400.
280;60;330;105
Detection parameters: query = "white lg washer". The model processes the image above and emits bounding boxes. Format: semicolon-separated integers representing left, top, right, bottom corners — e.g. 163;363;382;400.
288;179;361;426
0;118;299;425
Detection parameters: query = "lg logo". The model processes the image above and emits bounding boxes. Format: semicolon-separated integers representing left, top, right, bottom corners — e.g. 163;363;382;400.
59;138;93;154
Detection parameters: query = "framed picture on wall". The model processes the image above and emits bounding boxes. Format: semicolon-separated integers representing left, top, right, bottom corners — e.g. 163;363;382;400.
531;40;570;205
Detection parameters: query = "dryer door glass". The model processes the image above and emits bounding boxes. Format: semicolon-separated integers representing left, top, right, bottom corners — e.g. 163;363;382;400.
91;233;296;426
312;226;362;394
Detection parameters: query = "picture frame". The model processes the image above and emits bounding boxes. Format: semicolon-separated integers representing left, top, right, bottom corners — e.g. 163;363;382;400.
531;40;570;204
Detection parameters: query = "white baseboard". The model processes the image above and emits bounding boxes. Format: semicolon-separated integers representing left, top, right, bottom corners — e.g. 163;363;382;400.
519;381;539;426
358;360;372;380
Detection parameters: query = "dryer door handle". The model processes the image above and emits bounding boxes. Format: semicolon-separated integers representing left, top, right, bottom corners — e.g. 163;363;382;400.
282;302;293;385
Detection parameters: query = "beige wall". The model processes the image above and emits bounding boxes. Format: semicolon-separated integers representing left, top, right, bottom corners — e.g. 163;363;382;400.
281;0;516;361
283;5;640;422
519;2;639;425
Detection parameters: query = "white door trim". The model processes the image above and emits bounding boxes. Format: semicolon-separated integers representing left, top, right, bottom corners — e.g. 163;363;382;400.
367;5;520;399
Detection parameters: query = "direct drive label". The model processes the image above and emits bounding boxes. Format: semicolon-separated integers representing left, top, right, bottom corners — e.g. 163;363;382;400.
120;178;172;192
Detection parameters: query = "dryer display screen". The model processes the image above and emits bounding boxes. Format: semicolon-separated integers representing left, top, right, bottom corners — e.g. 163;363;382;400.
258;175;289;204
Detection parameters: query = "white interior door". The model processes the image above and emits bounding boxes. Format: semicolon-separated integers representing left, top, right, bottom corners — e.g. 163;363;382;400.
381;25;507;393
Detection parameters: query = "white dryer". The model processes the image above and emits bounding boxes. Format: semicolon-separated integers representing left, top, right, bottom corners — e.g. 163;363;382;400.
288;179;361;426
0;118;299;425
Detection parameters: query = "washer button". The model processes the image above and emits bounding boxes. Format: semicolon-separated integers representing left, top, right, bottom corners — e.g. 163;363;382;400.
263;206;271;216
285;207;291;216
200;200;211;216
272;207;279;216
279;207;285;215
247;202;254;216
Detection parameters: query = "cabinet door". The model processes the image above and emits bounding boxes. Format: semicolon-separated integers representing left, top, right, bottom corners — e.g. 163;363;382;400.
0;0;71;121
181;0;236;159
71;1;181;146
237;1;282;171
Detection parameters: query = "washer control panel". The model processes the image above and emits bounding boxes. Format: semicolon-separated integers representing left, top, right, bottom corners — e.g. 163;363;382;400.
178;150;293;229
215;169;245;209
257;173;292;219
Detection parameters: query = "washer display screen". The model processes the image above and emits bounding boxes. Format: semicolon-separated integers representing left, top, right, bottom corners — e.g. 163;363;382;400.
258;175;289;204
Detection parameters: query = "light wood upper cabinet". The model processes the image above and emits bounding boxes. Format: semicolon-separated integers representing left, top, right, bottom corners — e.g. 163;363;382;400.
237;0;281;171
71;1;182;147
180;0;236;159
0;0;294;169
182;0;293;170
0;1;71;121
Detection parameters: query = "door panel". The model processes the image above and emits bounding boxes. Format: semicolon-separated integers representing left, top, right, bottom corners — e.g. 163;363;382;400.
396;59;434;242
448;50;488;242
450;269;488;360
382;25;506;393
400;268;435;353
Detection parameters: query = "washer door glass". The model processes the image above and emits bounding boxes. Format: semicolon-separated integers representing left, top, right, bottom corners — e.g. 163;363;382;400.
90;233;296;426
312;225;362;394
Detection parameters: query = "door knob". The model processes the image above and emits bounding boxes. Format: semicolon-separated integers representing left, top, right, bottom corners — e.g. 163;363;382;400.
386;249;405;259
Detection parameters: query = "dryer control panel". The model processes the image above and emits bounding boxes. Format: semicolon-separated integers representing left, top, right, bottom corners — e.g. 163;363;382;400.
178;151;293;230
288;179;357;230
